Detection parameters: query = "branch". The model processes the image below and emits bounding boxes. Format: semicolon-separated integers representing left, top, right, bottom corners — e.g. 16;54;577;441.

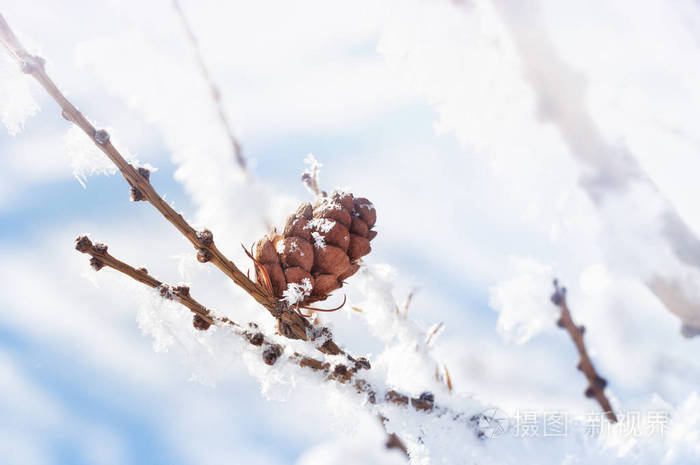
0;13;339;354
74;235;460;453
551;279;618;423
171;0;249;176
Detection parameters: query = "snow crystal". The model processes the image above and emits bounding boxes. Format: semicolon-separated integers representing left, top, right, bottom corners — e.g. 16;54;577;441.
0;52;39;135
288;239;300;253
305;217;336;233
282;278;313;305
311;231;326;249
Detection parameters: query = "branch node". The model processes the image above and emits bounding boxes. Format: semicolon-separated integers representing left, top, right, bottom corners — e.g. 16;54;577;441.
262;344;282;365
20;55;44;74
354;357;371;371
248;332;264;346
196;229;214;247
196;248;212;263
158;284;175;300
333;364;348;377
93;243;108;254
193;314;211;331
89;257;104;271
419;391;435;406
94;129;110;146
74;235;92;252
173;285;190;298
137;166;151;181
130;186;146;202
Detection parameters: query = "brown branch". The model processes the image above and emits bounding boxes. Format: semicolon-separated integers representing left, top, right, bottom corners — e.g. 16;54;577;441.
551;279;618;423
0;13;341;355
74;235;453;456
172;0;248;175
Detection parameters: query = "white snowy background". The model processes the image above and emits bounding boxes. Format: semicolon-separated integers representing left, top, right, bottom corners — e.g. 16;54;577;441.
1;0;700;464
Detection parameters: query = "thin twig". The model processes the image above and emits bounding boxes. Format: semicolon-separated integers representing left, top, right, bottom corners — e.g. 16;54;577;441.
172;0;248;176
0;13;337;354
301;154;325;197
551;279;618;423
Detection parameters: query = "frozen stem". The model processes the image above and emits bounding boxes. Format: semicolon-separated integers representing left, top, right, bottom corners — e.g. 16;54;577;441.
551;279;618;423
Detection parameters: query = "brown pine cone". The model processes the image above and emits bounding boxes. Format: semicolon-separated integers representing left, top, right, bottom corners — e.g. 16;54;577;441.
253;190;377;306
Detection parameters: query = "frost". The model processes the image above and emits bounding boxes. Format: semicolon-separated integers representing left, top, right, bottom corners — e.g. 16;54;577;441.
305;218;336;233
288;239;300;253
63;125;148;188
489;257;558;344
0;52;39;135
282;278;313;305
311;231;326;249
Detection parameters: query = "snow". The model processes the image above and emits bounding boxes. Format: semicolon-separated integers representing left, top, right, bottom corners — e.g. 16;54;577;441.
311;231;326;249
0;51;39;135
282;278;313;305
489;257;558;344
305;218;336;234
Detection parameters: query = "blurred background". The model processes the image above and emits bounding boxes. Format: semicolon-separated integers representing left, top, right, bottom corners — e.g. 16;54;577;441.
2;0;700;463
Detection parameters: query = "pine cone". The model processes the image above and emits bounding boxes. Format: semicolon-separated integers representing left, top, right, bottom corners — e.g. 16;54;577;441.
253;190;377;306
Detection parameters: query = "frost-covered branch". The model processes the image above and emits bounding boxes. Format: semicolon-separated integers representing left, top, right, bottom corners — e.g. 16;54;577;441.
74;235;455;430
171;0;249;176
551;279;617;423
0;12;343;355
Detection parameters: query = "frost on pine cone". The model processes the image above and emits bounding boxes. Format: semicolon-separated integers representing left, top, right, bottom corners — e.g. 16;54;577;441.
253;190;376;306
